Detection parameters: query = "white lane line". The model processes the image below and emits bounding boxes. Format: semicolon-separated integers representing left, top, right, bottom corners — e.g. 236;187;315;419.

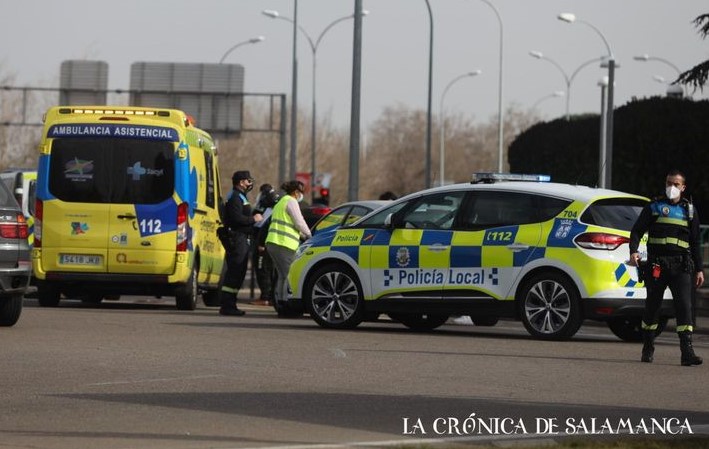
87;374;224;386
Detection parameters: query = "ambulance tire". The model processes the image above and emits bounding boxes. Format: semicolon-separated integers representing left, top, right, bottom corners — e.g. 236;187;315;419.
175;266;198;311
607;316;667;342
390;313;449;332
0;294;22;326
519;272;582;340
305;263;365;329
37;282;61;307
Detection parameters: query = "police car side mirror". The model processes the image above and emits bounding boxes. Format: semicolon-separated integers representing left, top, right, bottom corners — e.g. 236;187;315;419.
384;213;392;228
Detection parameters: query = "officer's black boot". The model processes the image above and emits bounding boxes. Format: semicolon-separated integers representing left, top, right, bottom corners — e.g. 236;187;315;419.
641;330;655;363
679;331;703;366
219;291;245;316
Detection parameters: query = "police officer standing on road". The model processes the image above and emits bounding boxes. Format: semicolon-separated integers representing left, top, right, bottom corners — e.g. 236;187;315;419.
218;170;263;316
629;169;704;366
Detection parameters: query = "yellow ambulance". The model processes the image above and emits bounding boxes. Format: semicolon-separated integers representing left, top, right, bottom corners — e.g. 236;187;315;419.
32;106;225;309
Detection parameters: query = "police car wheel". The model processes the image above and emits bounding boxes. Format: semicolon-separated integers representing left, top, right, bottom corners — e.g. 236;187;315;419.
389;313;449;331
37;281;61;307
607;316;668;342
305;263;364;329
175;265;198;310
519;272;582;340
471;316;499;327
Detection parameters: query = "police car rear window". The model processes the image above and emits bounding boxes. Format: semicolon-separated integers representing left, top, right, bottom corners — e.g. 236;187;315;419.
48;138;175;204
580;198;647;231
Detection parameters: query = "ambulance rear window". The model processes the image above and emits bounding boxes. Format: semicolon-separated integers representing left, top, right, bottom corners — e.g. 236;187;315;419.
581;198;647;231
48;138;175;204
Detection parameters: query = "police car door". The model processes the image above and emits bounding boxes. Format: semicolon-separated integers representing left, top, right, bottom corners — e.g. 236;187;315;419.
369;191;466;301
450;190;542;300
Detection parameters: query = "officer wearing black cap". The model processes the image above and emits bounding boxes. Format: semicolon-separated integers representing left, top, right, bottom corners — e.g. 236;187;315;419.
218;170;263;316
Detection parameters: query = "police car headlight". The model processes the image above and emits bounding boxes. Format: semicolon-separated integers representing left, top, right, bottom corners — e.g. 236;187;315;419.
295;241;312;259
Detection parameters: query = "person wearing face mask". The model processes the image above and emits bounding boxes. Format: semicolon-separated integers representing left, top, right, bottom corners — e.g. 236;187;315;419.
218;170;263;316
265;180;312;317
629;169;704;366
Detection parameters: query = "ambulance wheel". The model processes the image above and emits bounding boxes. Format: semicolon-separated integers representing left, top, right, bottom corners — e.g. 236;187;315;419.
0;294;22;326
37;282;61;307
305;263;364;329
607;316;667;342
519;272;582;340
390;313;449;331
472;316;499;326
175;266;198;310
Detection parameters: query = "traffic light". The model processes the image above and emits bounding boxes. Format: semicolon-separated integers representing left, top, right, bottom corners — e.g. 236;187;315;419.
315;187;330;206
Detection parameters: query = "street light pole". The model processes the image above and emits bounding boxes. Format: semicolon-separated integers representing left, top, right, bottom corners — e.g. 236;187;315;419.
424;0;434;189
597;76;608;188
439;70;482;186
558;13;614;188
529;51;602;120
218;36;265;64
263;9;367;196
633;54;687;97
472;0;504;173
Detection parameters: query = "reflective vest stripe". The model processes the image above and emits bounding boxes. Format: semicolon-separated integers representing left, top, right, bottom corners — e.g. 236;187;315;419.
655;217;688;226
648;237;690;248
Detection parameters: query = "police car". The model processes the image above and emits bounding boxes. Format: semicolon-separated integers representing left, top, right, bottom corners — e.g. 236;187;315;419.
287;173;667;341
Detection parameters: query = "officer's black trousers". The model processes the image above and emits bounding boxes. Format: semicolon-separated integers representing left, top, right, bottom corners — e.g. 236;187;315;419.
643;257;693;329
222;233;251;294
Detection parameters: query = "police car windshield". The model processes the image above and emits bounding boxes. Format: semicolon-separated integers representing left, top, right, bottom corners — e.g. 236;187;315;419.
580;198;647;231
48;138;175;204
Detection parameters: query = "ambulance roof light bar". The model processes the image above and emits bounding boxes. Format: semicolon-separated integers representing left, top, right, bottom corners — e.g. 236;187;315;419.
471;173;551;184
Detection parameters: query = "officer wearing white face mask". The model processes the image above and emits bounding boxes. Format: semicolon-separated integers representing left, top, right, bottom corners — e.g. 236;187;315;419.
630;169;704;366
266;180;312;316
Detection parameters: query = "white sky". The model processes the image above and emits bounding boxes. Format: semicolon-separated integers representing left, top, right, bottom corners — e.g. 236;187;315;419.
1;0;707;128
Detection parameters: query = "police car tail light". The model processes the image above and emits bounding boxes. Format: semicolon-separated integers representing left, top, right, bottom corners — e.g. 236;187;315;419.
176;202;188;252
574;232;629;250
34;200;43;248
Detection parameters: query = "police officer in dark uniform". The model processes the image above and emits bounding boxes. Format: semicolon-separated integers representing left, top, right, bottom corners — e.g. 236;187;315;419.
218;170;263;316
629;169;704;366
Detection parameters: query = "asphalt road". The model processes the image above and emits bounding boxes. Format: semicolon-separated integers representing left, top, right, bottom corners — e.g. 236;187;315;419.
1;296;708;449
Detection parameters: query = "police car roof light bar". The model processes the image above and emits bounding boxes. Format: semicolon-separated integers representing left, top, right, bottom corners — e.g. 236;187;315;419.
471;173;551;184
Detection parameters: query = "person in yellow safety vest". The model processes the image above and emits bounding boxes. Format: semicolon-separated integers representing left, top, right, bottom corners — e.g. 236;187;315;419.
266;180;312;315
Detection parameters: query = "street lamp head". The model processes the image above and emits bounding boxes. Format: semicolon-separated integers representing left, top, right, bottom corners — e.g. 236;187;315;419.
633;54;650;61
553;91;565;97
468;70;483;77
529;50;544;59
262;9;279;18
558;13;576;23
250;36;266;43
361;10;370;16
652;75;667;84
597;76;609;87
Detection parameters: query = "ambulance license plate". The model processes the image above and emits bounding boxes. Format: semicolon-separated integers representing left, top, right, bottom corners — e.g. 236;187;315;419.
60;254;101;266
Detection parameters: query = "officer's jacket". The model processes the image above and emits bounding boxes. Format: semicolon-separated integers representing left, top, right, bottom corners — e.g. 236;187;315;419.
630;196;702;270
224;188;256;234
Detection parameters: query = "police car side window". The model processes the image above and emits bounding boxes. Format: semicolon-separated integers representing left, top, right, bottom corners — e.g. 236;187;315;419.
399;192;464;230
462;191;538;229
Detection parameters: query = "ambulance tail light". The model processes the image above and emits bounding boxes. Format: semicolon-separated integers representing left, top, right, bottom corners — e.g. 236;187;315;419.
176;202;189;252
574;232;629;251
33;200;43;248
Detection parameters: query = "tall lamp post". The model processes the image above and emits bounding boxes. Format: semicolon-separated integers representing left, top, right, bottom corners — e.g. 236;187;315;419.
470;0;504;172
528;51;603;120
424;0;434;189
531;90;565;111
439;70;482;186
263;9;368;197
633;54;686;97
218;36;265;63
558;13;614;188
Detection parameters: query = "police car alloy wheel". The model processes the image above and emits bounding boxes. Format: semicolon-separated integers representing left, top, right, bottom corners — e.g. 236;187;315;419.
519;272;582;340
306;263;365;329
